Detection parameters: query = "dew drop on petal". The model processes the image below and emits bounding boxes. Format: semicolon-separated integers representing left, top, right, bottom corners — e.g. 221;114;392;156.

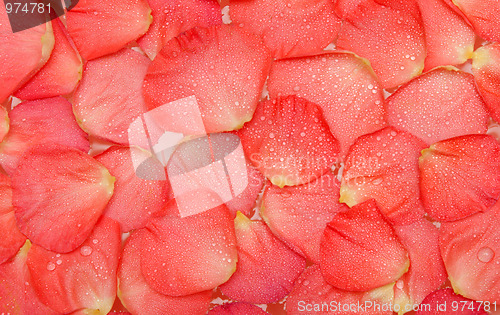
477;247;495;263
396;279;404;289
80;246;93;256
46;262;56;271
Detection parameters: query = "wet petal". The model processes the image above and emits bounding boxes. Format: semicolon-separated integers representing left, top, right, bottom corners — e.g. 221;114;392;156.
27;217;121;314
451;0;500;43
0;242;59;314
137;0;221;59
0;172;26;264
15;18;82;100
419;135;500;221
472;43;500;123
66;0;152;60
72;48;151;145
239;95;340;187
268;51;386;157
261;171;345;263
0;8;54;102
143;24;272;133
118;231;211;315
393;219;447;312
340;127;427;225
440;202;500;302
12;144;114;253
387;67;489;145
0;97;90;175
416;0;475;71
95;146;170;232
140;202;238;296
229;0;341;59
220;212;306;303
320;200;410;291
336;0;426;88
286;265;394;315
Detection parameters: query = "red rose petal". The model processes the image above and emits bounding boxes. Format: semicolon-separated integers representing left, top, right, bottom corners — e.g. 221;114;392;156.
220;212;306;303
419;135;500;222
72;48;150;145
14;17;83;100
0;242;59;314
208;302;269;315
0;104;8;143
12;144;115;253
440;202;500;302
143;24;272;133
334;0;369;18
0;172;26;264
472;43;500;123
66;0;152;60
137;0;221;59
340;127;427;225
27;217;121;314
393;219;447;311
225;164;265;218
416;288;488;315
118;231;211;315
0;97;90;175
0;9;54;102
260;171;345;263
336;0;426;88
140;202;238;296
451;0;500;43
95;146;170;232
320;200;410;292
267;51;386;157
228;0;341;59
416;0;475;71
286;265;395;315
387;67;489;145
239;95;340;187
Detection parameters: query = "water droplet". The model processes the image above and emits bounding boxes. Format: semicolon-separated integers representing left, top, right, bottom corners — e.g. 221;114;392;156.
477;247;495;263
47;262;56;271
269;133;275;139
80;246;93;256
396;280;404;289
372;178;383;185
